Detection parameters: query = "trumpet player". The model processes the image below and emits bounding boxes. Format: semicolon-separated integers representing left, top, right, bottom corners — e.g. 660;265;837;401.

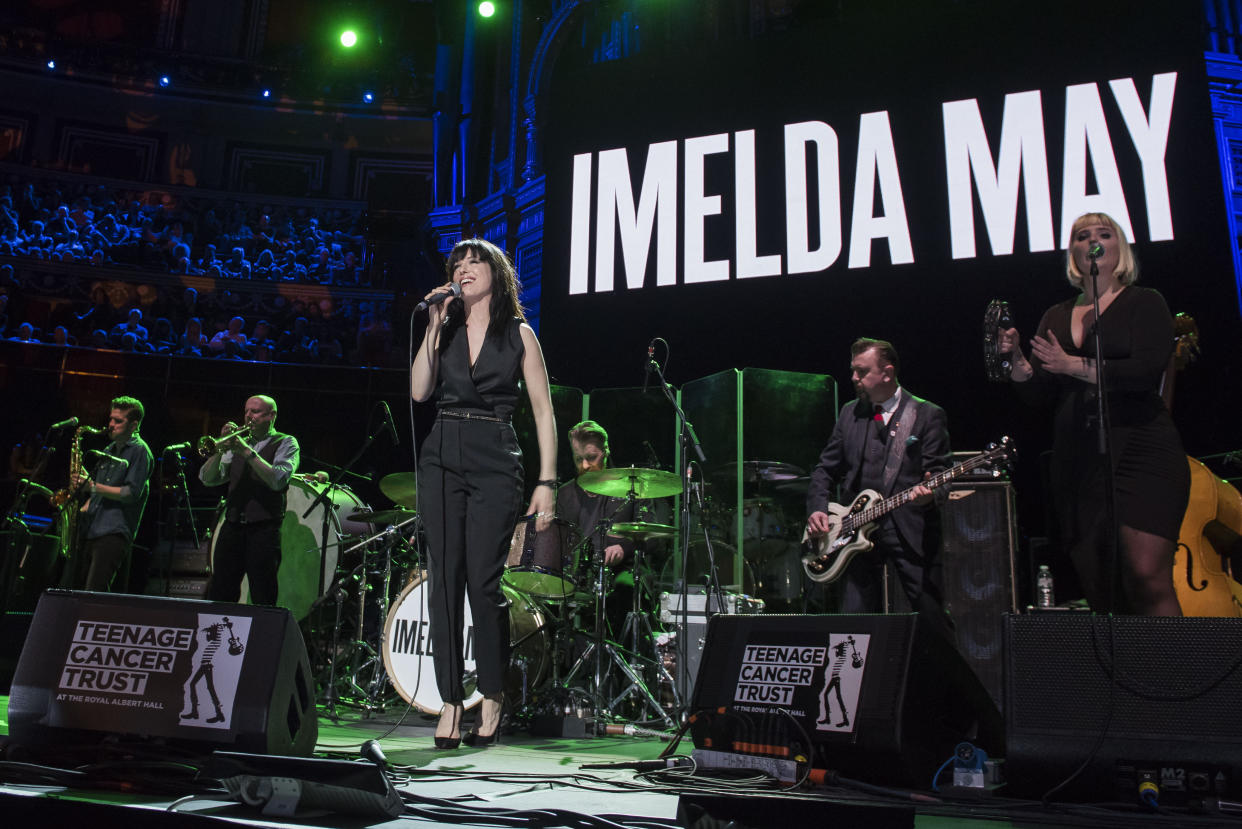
72;396;153;592
199;394;299;606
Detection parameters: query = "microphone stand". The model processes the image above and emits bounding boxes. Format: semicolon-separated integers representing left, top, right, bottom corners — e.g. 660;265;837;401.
1087;257;1120;612
156;448;201;598
647;354;707;721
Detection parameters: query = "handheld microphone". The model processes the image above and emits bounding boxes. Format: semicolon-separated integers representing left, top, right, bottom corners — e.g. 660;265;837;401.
414;282;462;313
1087;242;1104;260
380;401;399;446
51;416;78;430
641;339;655;393
361;739;389;767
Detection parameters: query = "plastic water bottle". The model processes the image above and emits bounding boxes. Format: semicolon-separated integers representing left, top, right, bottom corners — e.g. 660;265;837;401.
1036;565;1055;608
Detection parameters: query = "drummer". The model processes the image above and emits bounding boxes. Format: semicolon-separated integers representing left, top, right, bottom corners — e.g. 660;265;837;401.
556;420;650;635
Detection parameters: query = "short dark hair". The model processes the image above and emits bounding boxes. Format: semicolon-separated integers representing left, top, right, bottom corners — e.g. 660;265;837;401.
111;395;144;425
851;337;899;375
568;420;609;457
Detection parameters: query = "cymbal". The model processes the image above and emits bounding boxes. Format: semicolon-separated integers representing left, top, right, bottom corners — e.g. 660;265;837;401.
379;472;417;507
609;521;677;540
774;476;810;494
349;508;417;525
713;460;806;483
576;467;683;499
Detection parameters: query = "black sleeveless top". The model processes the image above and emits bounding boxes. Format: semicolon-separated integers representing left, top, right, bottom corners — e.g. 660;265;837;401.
435;317;525;420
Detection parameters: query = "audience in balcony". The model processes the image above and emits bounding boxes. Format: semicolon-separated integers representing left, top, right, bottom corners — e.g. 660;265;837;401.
0;175;373;287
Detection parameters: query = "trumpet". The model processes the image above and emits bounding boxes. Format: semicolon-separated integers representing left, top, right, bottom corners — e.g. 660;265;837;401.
198;424;252;457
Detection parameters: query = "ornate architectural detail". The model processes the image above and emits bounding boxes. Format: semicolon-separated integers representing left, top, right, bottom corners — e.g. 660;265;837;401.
227;144;328;196
522;0;587;181
58;125;161;181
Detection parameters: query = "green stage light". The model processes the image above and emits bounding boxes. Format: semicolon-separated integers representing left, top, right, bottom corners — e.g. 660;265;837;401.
478;2;496;18
340;30;358;48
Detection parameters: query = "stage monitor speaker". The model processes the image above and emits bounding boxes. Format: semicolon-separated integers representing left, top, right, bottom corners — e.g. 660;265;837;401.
940;480;1018;712
689;613;1002;787
1005;614;1242;803
7;590;317;757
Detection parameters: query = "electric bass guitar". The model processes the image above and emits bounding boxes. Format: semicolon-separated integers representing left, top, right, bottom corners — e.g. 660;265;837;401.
801;437;1015;584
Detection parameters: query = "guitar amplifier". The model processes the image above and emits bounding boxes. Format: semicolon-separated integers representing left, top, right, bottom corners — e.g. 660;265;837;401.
951;450;1011;481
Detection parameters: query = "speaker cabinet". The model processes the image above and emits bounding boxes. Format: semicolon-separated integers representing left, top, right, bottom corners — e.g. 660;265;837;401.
8;590;318;757
1005;614;1242;802
690;613;1001;786
941;480;1018;711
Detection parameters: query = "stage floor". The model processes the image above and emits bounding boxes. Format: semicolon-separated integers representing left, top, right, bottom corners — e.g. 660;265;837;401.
2;697;1240;829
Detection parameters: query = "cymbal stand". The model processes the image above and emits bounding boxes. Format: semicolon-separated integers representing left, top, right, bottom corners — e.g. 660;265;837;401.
340;528;399;711
313;516;415;715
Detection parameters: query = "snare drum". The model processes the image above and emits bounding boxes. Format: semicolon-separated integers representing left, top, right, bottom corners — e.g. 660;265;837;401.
210;475;370;619
382;571;549;713
505;516;582;599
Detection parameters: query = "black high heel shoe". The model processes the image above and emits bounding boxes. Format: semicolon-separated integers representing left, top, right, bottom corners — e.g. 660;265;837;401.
462;694;504;747
434;703;463;750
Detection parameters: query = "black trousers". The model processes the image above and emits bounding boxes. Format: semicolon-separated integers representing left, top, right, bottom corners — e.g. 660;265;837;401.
841;520;954;641
419;417;523;704
208;519;282;606
83;532;131;592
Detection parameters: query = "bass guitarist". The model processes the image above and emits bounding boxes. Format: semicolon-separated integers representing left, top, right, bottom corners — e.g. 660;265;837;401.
806;338;954;640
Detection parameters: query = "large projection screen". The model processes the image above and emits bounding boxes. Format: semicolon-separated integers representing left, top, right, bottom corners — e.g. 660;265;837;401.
541;1;1232;447
537;1;1238;541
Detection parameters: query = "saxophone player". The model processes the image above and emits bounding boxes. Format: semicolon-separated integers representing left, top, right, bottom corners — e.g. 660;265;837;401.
72;396;153;591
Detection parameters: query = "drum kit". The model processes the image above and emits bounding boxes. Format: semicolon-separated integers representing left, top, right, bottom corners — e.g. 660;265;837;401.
294;459;809;728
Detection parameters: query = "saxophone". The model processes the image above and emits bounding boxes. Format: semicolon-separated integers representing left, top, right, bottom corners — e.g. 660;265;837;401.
50;425;99;512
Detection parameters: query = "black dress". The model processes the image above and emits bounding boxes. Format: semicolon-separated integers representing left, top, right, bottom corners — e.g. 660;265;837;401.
1018;285;1189;549
418;316;526;705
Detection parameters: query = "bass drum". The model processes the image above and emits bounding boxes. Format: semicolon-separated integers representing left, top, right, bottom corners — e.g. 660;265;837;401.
382;572;549;713
210;475;371;620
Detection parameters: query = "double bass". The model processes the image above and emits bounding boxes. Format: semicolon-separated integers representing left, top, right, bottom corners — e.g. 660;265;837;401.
1166;314;1242;616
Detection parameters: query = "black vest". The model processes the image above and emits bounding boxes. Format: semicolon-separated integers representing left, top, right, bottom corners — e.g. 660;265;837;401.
858;414;889;492
225;433;288;523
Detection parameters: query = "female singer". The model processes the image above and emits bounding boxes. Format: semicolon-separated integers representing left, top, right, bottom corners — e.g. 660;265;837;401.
411;238;557;747
998;212;1189;615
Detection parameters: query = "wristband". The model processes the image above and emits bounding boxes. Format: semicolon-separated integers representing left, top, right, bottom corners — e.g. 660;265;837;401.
534;479;557;489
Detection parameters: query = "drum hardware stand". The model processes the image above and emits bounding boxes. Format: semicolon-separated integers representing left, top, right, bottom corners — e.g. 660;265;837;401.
313;517;415;716
562;510;675;728
318;579;351;723
609;543;679;726
344;523;411;710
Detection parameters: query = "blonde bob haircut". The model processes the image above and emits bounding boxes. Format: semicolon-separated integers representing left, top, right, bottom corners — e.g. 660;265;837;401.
1065;212;1139;289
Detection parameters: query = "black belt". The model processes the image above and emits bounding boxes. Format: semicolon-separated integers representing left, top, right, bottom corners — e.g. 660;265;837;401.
439;409;510;424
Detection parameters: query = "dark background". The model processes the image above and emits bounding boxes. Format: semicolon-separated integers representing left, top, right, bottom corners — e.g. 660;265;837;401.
538;0;1241;558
